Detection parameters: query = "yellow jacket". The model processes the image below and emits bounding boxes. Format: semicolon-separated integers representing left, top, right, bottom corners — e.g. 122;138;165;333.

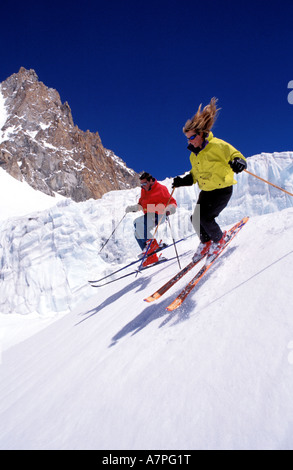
189;132;246;191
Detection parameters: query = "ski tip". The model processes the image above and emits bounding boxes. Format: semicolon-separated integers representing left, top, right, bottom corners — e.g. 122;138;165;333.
166;299;182;311
239;216;249;226
144;292;160;303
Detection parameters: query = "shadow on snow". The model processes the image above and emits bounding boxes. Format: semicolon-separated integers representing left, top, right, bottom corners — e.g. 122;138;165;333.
74;245;263;347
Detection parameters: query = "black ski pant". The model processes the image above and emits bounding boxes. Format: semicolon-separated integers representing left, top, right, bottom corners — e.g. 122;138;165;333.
192;186;233;243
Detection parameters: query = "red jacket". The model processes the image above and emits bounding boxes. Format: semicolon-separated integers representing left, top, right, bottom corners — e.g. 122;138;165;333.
139;180;177;214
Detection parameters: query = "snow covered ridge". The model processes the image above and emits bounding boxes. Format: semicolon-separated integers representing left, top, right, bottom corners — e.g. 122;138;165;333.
0;151;292;316
105;149;137;178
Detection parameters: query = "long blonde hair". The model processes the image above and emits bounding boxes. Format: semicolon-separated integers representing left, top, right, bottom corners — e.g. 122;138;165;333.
183;97;220;135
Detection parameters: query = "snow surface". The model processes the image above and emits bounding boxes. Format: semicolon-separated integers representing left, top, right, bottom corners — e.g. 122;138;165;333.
0;153;293;450
0;168;65;222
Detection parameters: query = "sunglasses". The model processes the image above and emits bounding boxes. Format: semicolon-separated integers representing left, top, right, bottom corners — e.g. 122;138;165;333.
140;181;149;187
187;133;200;141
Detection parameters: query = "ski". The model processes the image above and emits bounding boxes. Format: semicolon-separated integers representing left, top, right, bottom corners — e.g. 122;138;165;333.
144;253;206;303
90;256;177;287
88;235;192;284
166;217;249;311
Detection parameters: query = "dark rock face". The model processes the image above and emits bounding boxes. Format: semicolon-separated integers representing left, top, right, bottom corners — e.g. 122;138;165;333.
0;67;139;201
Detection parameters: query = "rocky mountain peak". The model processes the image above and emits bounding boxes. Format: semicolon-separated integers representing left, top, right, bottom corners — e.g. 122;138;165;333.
0;67;139;201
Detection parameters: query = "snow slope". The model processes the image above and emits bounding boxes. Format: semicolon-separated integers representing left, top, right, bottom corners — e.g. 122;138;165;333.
0;168;65;222
0;153;293;449
0;209;293;450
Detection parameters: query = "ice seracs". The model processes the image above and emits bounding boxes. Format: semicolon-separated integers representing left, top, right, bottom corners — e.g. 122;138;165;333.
0;151;292;317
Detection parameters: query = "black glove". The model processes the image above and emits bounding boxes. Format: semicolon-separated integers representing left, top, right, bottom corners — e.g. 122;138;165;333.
229;157;247;174
172;173;194;188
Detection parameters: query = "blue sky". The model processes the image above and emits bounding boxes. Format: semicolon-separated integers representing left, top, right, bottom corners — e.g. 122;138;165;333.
1;0;293;180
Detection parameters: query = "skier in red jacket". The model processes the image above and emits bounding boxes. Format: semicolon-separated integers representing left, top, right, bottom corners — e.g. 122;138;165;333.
126;172;177;266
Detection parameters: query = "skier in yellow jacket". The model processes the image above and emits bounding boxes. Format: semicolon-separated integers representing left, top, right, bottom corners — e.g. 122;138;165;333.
173;97;247;259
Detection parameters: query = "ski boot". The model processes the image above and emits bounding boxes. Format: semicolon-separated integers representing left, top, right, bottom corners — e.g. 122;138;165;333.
142;239;161;267
208;231;228;256
192;240;211;262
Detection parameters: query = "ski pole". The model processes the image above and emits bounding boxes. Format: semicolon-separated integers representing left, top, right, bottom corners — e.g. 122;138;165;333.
99;213;127;253
166;215;181;269
244;169;293;197
152;187;176;240
138;188;176;270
